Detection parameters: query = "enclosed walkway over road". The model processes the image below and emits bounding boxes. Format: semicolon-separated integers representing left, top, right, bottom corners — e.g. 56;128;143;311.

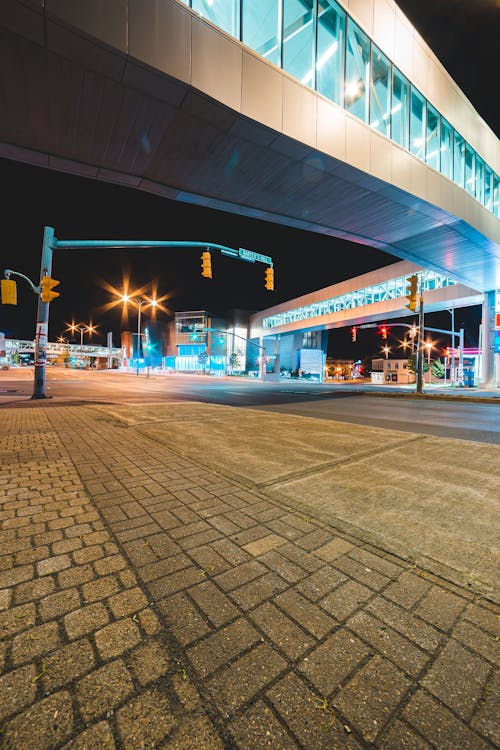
249;260;481;337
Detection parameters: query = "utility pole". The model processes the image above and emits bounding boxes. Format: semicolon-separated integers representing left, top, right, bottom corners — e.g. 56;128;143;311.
416;290;425;394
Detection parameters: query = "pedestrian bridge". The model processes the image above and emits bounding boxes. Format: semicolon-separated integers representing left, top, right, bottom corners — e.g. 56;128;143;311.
0;0;498;292
249;260;481;338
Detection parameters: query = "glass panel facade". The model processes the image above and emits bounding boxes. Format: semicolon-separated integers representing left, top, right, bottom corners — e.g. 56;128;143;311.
426;103;440;171
316;0;345;106
345;18;370;122
410;87;426;159
283;0;315;84
440;118;453;180
484;165;493;211
242;0;281;66
453;132;465;187
370;44;391;137
391;68;409;149
183;0;499;216
192;0;239;38
465;143;475;196
475;156;485;205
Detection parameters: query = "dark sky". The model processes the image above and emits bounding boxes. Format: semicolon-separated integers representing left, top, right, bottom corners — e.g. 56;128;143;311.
1;0;496;354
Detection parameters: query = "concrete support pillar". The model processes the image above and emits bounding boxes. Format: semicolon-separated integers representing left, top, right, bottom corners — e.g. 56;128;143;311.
480;290;496;387
273;336;280;374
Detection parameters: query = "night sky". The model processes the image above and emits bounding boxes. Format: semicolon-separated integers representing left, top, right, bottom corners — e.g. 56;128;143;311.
0;0;495;357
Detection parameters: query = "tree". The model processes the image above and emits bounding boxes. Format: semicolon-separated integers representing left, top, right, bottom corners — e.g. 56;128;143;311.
229;352;241;372
431;358;445;379
407;353;429;374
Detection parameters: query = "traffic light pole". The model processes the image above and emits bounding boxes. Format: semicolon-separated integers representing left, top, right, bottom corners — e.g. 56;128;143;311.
32;227;55;399
416;294;425;395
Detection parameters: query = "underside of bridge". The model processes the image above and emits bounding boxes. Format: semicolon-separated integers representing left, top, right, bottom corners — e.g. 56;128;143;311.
1;2;499;296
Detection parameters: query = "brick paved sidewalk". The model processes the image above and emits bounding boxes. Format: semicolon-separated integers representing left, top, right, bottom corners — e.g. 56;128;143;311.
1;405;498;749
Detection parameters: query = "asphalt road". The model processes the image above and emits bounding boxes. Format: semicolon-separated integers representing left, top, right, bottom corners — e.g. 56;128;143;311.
2;367;499;444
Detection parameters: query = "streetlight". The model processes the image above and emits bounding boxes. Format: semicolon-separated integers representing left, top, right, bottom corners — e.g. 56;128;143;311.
382;345;391;360
424;340;434;382
120;294;158;375
66;322;97;368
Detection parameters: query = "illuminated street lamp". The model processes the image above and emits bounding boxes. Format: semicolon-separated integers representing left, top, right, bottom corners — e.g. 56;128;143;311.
424;340;434;382
120;294;158;375
382;345;391;360
66;322;97;368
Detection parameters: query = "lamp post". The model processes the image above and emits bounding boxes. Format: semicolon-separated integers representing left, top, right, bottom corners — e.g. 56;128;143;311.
120;295;158;375
66;322;97;368
425;340;433;382
382;345;390;360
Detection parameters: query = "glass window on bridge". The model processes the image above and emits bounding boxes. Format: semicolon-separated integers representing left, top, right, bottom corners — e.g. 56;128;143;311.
242;0;281;67
370;45;391;138
426;103;440;171
440;118;453;180
391;68;410;149
345;18;370;123
283;0;315;85
465;143;476;197
192;0;240;38
316;0;345;106
410;87;426;160
453;132;465;188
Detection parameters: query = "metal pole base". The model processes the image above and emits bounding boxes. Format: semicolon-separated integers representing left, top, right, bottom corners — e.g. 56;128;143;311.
31;393;50;400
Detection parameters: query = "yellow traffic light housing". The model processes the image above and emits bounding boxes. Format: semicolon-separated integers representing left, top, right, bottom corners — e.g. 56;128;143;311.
201;251;212;279
40;276;60;303
1;278;17;305
405;274;418;312
265;267;274;291
351;326;357;342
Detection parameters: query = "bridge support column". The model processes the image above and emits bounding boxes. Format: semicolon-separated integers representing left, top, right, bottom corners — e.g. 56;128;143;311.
480;290;497;388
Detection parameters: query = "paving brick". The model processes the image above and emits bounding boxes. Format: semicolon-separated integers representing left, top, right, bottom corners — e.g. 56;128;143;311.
383;571;433;609
0;664;36;722
275;589;335;639
58;563;95;589
421;639;491;720
0;587;11;610
251;602;315;660
230;572;288;610
129;638;170;686
452;619;500;665
188;546;230;575
189;581;239;626
379;719;433;749
72;544;104;564
243;534;286;557
164;715;223;750
215;560;267;592
366;596;443;652
349;548;404;579
403;690;490;750
39;588;81;620
157;591;211;646
172;672;202;711
42;638;95;691
314;536;355;562
277;543;323;573
299;629;370;695
296;566;347;602
334;555;390;590
471;670;500;746
16;545;49;565
65;602;110;640
92;555;127;578
1;691;74;750
229;699;300;750
414;586;467;630
0;564;34;589
116;689;175;750
333;656;411;743
265;518;303;541
209;515;242;536
82;574;121;603
260;550;306;583
347;610;430;677
138;607;161;635
107;586;148;618
94;618;142;660
14;575;55;604
77;659;134;722
207;643;286;717
464;602;500;636
11;621;61;665
52;537;82;556
320;580;373;622
61;721;115;750
188;619;260;678
37;554;71;576
147;565;206;599
138;554;191;583
268;672;363;750
179;528;222;550
210;538;251;566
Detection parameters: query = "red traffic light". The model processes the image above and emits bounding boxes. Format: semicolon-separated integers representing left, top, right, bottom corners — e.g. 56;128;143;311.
380;326;388;339
351;326;357;342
